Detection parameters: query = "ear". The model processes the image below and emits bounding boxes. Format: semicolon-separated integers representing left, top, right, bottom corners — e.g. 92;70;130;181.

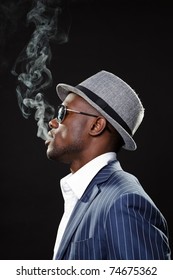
89;117;107;136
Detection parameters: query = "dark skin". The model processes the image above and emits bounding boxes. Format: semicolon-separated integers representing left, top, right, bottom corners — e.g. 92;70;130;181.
46;93;123;173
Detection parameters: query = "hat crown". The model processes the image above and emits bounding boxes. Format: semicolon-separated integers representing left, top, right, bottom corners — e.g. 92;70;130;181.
79;70;144;136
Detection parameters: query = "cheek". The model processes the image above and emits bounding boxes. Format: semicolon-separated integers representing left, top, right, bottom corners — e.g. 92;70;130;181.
54;120;87;146
54;125;69;144
61;128;69;140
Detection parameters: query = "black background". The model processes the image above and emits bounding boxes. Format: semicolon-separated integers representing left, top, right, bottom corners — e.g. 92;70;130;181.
1;0;173;259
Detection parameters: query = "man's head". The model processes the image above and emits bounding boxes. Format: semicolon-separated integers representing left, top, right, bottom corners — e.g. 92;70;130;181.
56;70;144;151
46;70;144;172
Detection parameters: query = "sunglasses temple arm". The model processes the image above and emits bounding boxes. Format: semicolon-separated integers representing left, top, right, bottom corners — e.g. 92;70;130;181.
67;109;98;118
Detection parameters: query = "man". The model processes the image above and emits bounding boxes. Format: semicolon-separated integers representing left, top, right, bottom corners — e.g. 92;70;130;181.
45;70;171;259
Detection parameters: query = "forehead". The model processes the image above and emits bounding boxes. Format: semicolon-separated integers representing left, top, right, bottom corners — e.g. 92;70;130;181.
63;92;78;104
63;92;89;108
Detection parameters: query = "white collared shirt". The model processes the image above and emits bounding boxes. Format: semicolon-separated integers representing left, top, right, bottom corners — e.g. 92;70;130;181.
53;152;117;259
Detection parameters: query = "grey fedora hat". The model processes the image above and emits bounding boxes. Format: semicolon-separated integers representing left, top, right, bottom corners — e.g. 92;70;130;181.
56;70;144;151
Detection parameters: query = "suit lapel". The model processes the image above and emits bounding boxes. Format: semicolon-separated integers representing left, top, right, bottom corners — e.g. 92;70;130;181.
55;160;122;259
55;180;99;259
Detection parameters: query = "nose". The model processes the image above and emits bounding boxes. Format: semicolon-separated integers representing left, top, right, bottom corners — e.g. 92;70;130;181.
49;118;59;129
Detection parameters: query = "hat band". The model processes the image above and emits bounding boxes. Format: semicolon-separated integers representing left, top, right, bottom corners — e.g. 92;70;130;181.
76;84;132;135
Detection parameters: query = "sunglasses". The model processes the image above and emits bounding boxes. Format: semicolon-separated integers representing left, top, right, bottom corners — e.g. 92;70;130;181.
56;104;99;123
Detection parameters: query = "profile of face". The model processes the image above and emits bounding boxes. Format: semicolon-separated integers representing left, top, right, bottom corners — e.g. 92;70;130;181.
45;93;100;168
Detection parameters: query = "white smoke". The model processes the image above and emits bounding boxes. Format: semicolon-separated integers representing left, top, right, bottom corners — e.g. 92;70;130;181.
23;93;54;140
12;0;70;140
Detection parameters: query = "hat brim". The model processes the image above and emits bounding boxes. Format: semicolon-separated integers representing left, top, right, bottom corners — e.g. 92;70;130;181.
56;83;137;151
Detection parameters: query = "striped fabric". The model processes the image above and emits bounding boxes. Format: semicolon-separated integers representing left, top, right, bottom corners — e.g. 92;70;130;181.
54;160;171;260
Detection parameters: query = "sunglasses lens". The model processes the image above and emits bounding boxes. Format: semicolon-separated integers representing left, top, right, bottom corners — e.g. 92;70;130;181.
57;105;65;123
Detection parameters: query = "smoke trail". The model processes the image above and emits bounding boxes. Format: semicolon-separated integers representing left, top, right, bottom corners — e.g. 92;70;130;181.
12;0;70;140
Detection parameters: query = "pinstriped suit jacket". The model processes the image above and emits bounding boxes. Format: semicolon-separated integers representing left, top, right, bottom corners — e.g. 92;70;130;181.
55;160;171;260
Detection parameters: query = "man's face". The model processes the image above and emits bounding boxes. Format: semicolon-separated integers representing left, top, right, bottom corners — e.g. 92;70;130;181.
45;93;95;167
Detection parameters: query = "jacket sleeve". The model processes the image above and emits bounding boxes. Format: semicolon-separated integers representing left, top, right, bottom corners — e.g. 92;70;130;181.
105;193;171;259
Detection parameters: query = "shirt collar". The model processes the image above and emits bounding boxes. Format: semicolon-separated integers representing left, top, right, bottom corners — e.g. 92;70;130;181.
60;152;117;200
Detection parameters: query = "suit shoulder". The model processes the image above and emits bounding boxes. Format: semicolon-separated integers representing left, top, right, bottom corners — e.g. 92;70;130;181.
98;163;148;199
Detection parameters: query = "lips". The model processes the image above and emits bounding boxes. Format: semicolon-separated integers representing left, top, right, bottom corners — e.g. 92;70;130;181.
45;139;51;146
45;131;53;146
